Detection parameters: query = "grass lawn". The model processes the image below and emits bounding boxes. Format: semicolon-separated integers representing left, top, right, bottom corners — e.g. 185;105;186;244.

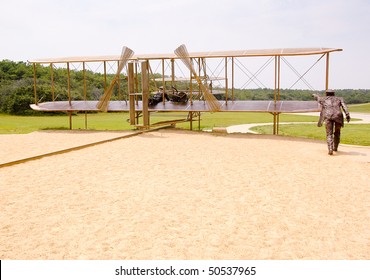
0;113;131;134
348;102;370;113
173;112;319;130
0;103;369;146
251;123;370;146
0;112;318;134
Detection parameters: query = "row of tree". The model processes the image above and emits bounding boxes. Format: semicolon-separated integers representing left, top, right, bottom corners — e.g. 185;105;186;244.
1;60;369;115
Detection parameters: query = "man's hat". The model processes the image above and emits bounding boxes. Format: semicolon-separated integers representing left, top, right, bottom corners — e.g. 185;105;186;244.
325;89;335;96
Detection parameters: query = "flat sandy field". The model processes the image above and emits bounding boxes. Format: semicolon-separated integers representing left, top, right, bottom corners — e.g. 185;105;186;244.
0;129;369;259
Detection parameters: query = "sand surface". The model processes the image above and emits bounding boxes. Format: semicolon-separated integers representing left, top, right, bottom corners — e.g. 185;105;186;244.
0;129;369;259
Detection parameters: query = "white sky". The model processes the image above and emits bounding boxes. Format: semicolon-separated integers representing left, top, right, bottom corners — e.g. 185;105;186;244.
1;0;369;89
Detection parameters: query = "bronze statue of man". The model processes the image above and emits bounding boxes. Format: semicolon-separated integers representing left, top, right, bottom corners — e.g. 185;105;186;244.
313;90;351;155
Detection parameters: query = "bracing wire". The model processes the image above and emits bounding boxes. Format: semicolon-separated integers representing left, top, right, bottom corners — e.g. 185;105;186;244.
282;54;325;90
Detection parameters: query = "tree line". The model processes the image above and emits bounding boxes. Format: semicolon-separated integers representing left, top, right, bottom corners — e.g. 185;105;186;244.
1;60;369;115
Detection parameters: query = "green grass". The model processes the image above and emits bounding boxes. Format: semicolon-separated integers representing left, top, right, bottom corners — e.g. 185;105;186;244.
249;103;370;146
252;123;370;146
175;112;318;130
1;104;369;146
0;113;134;134
0;112;318;134
348;103;370;113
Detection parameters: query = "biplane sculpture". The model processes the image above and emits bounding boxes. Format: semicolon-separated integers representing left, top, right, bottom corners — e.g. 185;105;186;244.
29;45;342;133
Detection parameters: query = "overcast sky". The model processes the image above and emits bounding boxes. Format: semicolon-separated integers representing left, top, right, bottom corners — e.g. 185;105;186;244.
1;0;369;89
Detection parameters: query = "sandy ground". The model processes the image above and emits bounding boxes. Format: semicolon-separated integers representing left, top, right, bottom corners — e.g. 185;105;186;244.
0;130;137;165
0;129;369;260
